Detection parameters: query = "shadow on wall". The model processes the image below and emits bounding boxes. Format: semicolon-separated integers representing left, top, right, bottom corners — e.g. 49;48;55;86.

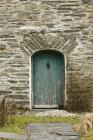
66;63;92;112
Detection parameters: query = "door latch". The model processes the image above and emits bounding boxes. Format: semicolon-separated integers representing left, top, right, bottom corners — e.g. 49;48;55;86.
47;63;50;69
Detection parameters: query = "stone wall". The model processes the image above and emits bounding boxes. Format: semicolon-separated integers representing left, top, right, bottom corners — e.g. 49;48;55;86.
0;0;93;111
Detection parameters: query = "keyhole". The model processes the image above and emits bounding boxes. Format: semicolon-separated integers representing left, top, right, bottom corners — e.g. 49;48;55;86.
47;63;50;69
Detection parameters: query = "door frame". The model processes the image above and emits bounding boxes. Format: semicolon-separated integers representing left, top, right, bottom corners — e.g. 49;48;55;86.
29;49;66;109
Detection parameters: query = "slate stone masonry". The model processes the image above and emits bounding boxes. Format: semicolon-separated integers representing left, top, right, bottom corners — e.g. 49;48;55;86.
25;123;79;140
0;0;93;111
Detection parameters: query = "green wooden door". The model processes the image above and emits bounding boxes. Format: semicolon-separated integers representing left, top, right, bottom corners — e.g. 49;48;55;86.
32;51;64;108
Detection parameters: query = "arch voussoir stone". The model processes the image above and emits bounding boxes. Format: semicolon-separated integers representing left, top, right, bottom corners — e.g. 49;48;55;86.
20;42;31;55
20;32;78;55
36;33;49;49
61;35;78;53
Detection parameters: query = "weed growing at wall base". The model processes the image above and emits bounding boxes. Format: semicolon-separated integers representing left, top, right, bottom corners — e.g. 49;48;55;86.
0;96;15;127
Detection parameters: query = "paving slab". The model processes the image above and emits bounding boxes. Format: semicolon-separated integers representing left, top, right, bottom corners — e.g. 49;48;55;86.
25;123;79;140
0;132;26;140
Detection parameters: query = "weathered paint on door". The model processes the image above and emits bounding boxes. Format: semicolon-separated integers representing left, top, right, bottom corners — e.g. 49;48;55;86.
32;51;65;108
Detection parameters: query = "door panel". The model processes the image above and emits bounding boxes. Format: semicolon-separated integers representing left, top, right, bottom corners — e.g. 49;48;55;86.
32;51;64;108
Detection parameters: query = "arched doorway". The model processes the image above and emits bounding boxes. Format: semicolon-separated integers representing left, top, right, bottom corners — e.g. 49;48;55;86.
32;50;65;109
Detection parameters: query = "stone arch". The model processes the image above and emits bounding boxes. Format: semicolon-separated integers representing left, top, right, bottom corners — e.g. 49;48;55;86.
20;32;78;56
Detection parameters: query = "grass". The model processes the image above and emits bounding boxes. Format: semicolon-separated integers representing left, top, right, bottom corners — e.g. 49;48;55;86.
0;115;80;134
0;115;93;140
15;115;80;127
80;133;93;140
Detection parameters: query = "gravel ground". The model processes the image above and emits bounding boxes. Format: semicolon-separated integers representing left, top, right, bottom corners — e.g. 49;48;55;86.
23;110;78;117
